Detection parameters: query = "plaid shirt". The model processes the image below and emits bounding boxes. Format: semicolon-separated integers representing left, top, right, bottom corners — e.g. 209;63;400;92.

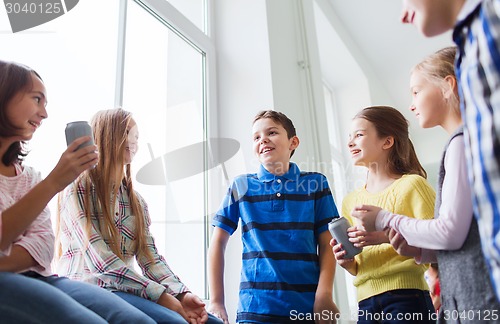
454;0;500;300
56;180;189;302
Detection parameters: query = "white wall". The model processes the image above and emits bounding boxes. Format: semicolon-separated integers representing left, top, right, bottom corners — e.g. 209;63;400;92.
213;0;274;320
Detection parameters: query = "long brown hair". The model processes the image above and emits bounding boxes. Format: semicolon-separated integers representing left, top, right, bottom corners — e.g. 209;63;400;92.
0;60;43;165
63;108;152;261
354;106;427;178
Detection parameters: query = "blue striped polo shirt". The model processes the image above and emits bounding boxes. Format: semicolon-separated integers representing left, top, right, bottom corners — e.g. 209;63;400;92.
212;162;338;323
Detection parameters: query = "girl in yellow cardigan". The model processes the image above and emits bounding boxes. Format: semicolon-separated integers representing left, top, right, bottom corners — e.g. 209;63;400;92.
332;106;435;323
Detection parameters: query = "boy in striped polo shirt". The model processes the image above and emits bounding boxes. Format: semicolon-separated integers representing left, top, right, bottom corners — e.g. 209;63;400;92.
208;110;340;323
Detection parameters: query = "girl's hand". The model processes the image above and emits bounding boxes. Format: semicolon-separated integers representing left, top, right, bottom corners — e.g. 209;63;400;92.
178;292;209;324
347;226;389;247
207;301;229;324
330;238;355;267
330;238;357;275
386;228;421;258
46;136;98;191
350;205;382;232
157;292;190;322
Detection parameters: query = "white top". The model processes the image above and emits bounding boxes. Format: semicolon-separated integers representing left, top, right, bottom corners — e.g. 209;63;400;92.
375;136;473;263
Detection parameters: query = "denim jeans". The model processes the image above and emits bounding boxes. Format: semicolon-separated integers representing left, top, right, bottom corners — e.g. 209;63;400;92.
114;291;224;324
0;271;155;324
358;289;435;324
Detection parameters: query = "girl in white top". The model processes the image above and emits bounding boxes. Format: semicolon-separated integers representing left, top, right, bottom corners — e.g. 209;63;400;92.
351;47;500;321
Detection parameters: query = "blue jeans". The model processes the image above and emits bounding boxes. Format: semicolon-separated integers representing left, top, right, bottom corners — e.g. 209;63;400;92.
358;289;435;324
0;271;155;324
114;291;224;324
0;271;104;324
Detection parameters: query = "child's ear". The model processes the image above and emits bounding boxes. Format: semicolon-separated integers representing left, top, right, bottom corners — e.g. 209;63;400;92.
382;136;394;150
443;75;457;100
289;136;300;150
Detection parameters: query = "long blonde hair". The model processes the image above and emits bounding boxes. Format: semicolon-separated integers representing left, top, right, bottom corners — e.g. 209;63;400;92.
411;46;459;113
57;108;152;261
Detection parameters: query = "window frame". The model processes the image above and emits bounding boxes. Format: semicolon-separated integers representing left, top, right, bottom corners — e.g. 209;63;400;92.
114;0;217;298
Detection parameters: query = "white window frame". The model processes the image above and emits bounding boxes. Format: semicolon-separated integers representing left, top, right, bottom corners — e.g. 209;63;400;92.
115;0;217;298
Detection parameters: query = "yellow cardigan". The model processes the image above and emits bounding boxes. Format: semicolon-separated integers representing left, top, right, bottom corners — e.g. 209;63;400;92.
342;174;436;302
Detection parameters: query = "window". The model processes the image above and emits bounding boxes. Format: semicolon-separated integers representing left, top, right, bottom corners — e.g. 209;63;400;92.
0;0;119;179
122;0;209;296
166;0;207;33
1;0;215;299
323;83;347;203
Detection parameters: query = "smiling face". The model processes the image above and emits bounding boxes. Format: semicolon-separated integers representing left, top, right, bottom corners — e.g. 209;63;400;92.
401;0;464;37
252;117;299;175
409;70;447;129
348;118;390;168
123;118;138;165
5;73;48;142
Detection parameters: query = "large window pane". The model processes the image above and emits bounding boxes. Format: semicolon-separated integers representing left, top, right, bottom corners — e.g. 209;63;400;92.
0;0;118;196
123;1;207;297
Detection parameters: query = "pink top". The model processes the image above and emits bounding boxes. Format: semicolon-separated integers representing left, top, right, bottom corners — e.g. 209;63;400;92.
375;136;473;263
0;215;3;257
0;164;54;275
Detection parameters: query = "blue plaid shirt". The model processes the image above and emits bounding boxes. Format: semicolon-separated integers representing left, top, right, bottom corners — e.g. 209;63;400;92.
453;0;500;301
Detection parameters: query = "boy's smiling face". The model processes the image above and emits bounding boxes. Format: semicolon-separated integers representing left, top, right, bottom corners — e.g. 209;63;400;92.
252;117;299;175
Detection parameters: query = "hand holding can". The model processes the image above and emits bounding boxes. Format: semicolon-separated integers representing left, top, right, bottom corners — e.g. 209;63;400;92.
65;121;94;151
328;217;363;259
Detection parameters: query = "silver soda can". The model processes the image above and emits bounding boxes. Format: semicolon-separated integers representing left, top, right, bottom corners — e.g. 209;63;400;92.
65;121;94;150
328;217;362;259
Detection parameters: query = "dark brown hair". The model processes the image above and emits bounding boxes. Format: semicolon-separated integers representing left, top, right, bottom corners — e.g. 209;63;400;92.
0;60;43;165
354;106;427;178
253;110;297;157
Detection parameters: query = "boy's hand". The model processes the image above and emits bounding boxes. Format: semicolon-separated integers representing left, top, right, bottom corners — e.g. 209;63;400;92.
178;292;209;324
207;301;229;324
313;294;339;324
350;205;381;232
386;228;421;258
